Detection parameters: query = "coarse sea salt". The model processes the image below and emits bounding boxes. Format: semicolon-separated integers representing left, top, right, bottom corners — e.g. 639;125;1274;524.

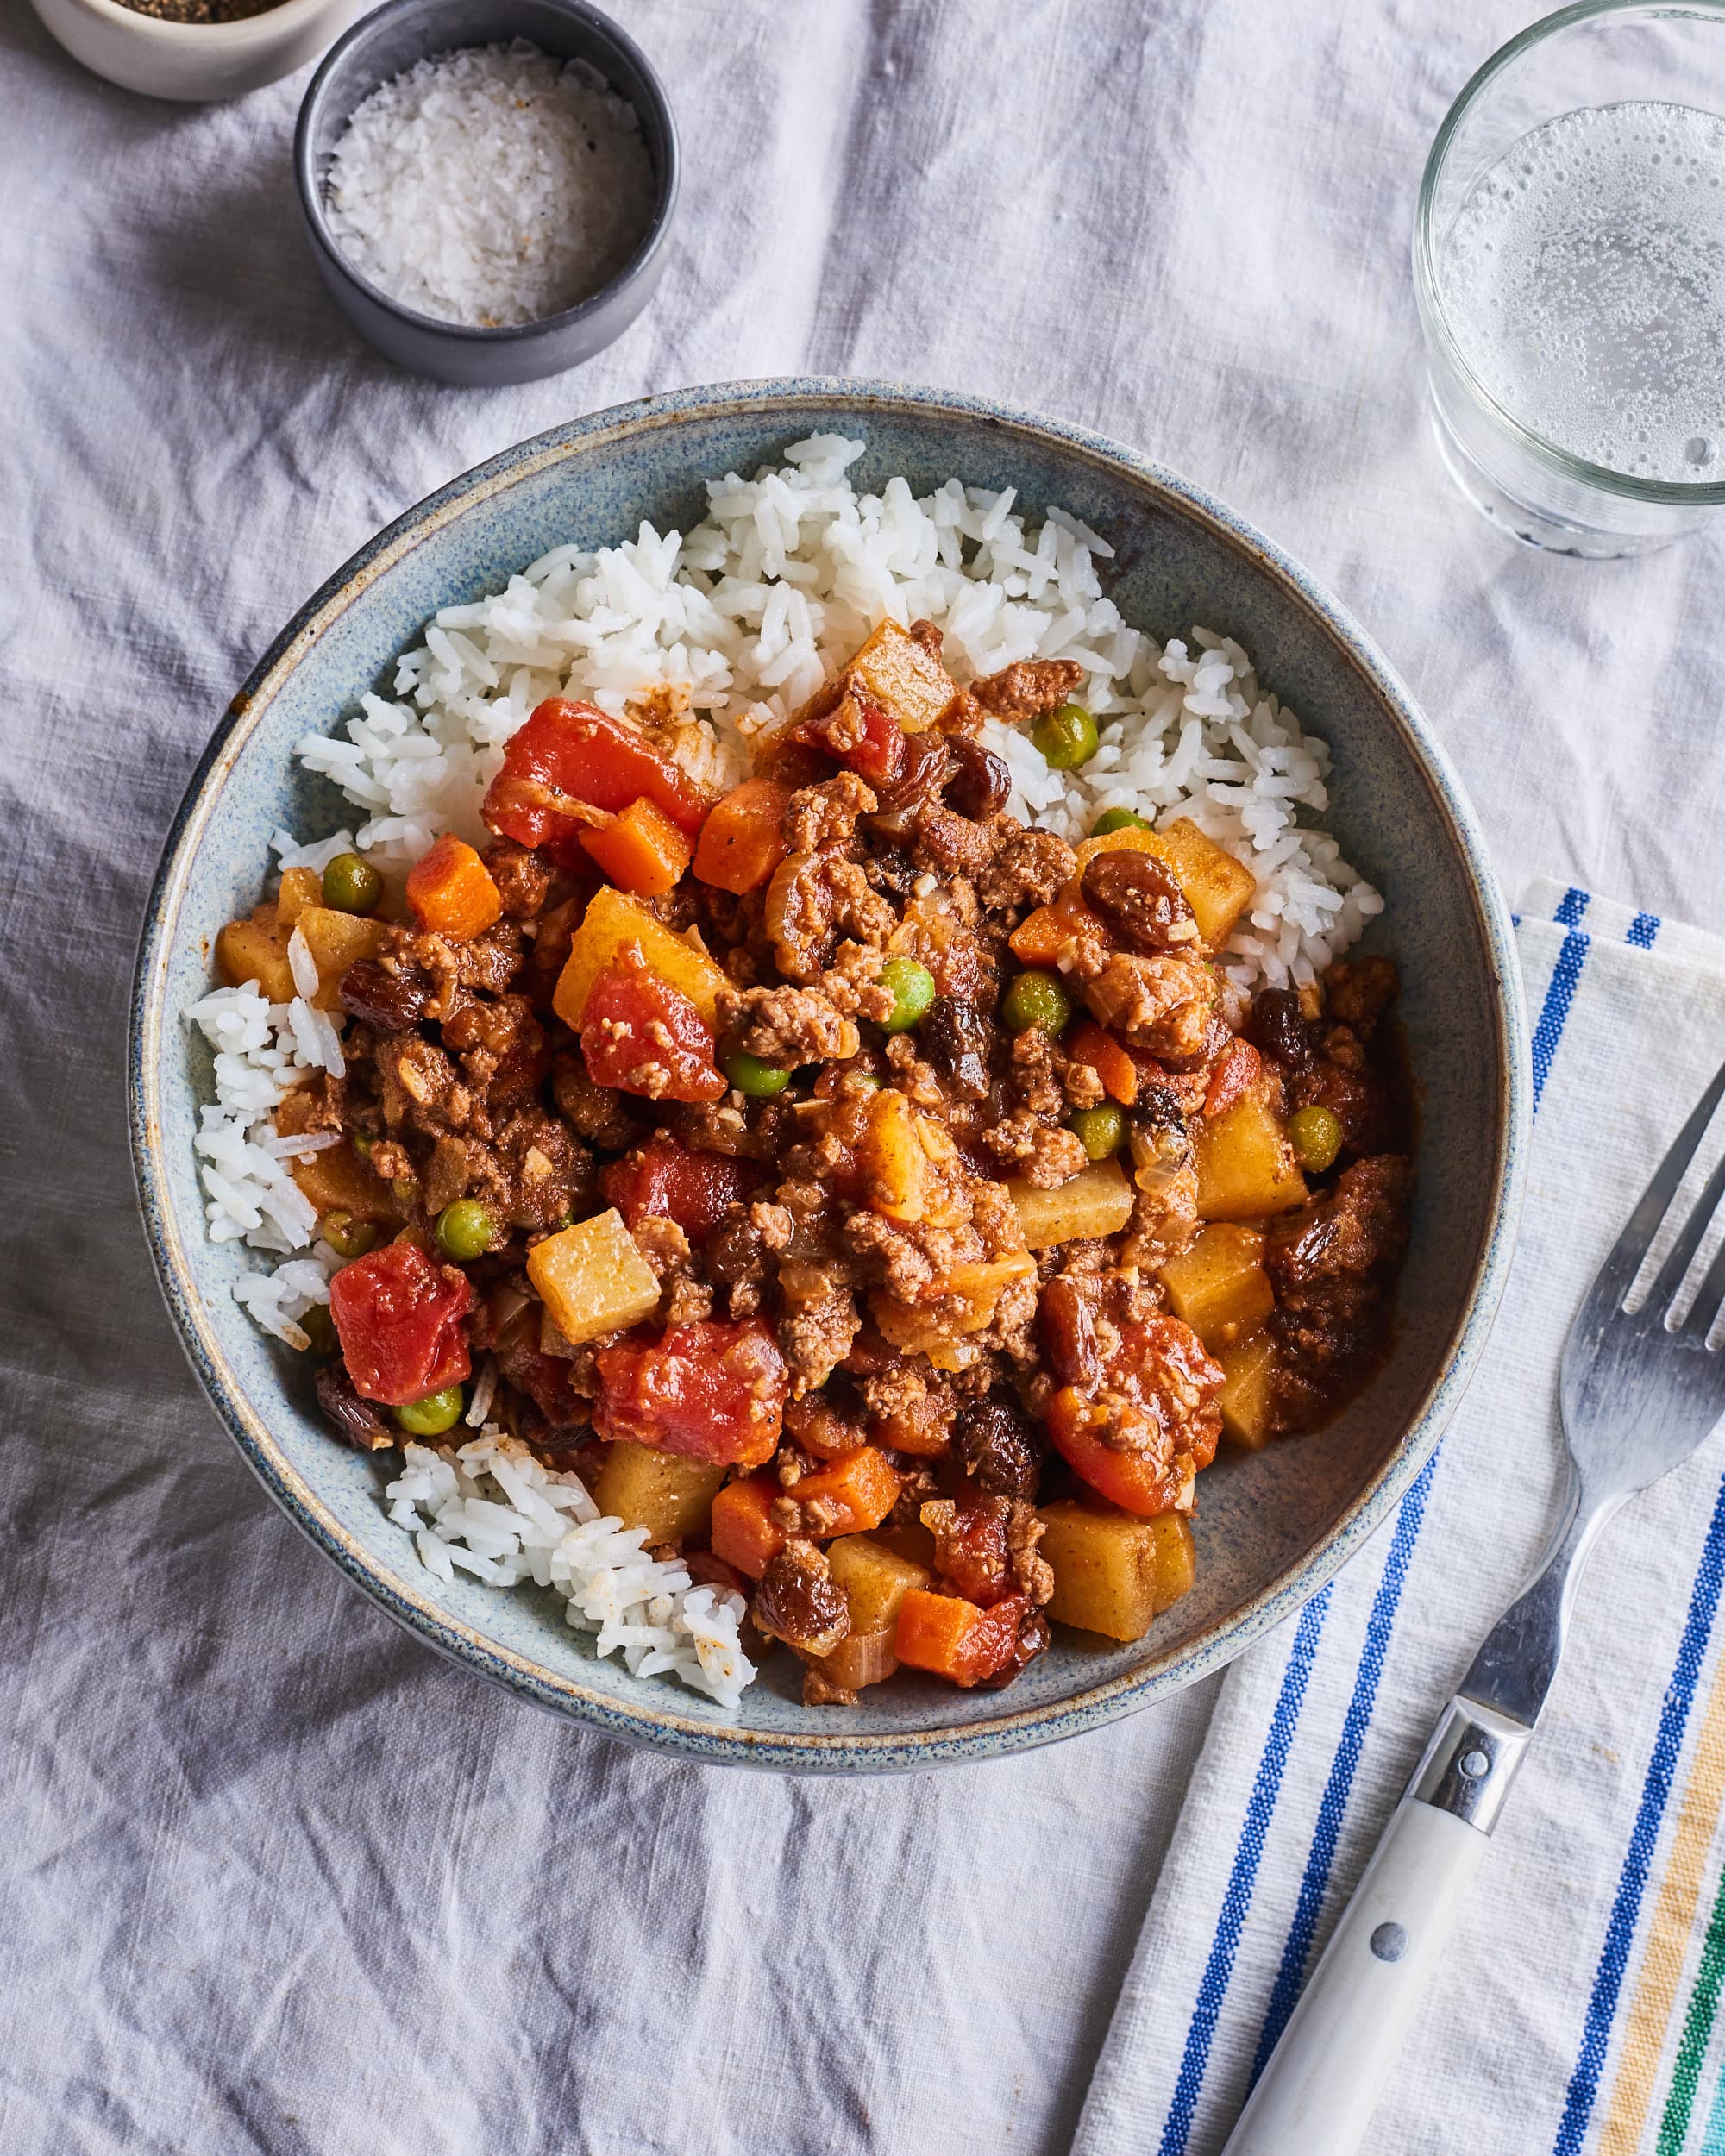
325;41;656;329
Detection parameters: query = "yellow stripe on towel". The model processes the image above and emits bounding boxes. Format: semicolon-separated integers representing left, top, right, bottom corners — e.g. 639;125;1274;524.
1598;1651;1725;2155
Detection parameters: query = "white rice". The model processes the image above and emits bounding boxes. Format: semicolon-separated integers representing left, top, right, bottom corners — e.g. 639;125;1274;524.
198;435;1387;1702
295;433;1379;989
386;1432;754;1710
325;42;656;331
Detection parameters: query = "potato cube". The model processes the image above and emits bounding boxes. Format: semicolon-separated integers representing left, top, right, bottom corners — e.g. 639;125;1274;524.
272;1091;399;1225
1155;818;1258;949
526;1208;662;1344
1160;1224;1276;1347
844;619;957;733
593;1441;726;1545
1217;1331;1278;1449
1192;1090;1307;1221
826;1533;932;1633
295;906;386;1011
1038;1499;1197;1640
1009;1157;1135;1247
216;910;298;1005
276;866;324;924
1151;1511;1197;1605
552;886;727;1033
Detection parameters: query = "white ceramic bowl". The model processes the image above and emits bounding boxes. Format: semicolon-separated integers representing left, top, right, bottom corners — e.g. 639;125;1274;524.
29;0;368;102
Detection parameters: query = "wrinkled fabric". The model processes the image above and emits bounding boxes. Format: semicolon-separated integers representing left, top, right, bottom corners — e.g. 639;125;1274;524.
1077;894;1725;2156
3;0;1722;2149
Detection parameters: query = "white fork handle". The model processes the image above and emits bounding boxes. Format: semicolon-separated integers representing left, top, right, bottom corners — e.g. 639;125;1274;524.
1219;1797;1490;2156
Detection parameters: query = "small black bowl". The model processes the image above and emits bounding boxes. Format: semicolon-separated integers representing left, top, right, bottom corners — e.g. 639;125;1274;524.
293;0;679;386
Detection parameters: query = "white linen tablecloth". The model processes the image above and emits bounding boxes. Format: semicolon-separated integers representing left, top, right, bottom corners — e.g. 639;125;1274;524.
3;2;1722;2150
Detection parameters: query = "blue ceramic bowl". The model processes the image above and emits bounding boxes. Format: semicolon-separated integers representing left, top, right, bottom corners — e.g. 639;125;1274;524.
130;379;1531;1772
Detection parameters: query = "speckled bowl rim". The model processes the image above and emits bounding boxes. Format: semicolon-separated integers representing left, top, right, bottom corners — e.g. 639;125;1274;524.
129;377;1532;1774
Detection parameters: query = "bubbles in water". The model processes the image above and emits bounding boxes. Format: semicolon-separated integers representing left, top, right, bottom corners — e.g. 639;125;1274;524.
1439;102;1725;482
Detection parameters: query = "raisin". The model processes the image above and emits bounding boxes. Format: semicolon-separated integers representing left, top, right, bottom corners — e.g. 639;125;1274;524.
1039;1275;1101;1389
923;996;995;1100
315;1362;393;1451
1245;987;1314;1070
952;1398;1044;1500
875;730;952;812
864;848;919;904
1080;851;1197;954
340;958;430;1034
944;736;1012;821
752;1541;850;1656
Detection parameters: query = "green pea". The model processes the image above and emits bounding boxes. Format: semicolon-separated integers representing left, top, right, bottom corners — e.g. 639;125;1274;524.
722;1049;792;1098
391;1176;418;1212
877;956;937;1034
1091;806;1151;837
1289;1102;1344;1173
352;1131;375;1161
1068;1104;1126;1161
1001;967;1072;1038
394;1386;465;1438
322;851;383;915
300;1304;338;1356
1032;702;1099;771
436;1200;494;1262
320;1209;376;1261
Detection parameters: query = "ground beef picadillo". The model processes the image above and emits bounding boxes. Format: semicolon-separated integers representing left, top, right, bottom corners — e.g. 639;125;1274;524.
251;617;1413;1707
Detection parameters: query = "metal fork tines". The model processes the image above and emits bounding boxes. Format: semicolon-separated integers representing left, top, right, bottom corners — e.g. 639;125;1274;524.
1459;1061;1725;1737
1562;1062;1725;1490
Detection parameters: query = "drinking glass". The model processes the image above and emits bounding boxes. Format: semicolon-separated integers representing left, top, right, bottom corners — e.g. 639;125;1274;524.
1414;0;1725;557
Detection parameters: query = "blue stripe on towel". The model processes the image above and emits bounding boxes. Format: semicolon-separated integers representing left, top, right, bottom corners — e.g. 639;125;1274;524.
1157;1589;1333;2156
1532;895;1592;1108
1555;887;1591;928
1628;912;1660;949
1246;1451;1442;2080
1551;1473;1725;2156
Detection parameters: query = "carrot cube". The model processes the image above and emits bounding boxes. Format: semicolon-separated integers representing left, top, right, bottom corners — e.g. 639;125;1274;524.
1007;888;1105;968
578;796;695;898
1066;1019;1139;1106
693;778;792;894
405;834;503;941
790;1445;901;1533
709;1473;787;1579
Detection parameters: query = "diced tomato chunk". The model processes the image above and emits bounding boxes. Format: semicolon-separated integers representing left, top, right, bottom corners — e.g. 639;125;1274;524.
923;1498;1014;1606
580;958;726;1104
481;699;713;868
800;690;906;789
601;1138;758;1245
329;1242;474;1407
1203;1037;1263;1119
1046;1313;1224;1516
593;1319;788;1468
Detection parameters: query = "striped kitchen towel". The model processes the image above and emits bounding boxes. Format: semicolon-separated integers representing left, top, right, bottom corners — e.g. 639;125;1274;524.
1075;884;1725;2156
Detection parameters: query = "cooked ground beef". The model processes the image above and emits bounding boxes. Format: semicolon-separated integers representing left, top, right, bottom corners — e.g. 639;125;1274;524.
260;616;1412;1706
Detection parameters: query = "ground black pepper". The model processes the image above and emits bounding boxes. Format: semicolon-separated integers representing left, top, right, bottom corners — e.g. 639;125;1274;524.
113;0;285;21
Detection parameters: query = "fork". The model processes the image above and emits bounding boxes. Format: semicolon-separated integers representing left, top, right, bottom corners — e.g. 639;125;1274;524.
1221;1061;1725;2156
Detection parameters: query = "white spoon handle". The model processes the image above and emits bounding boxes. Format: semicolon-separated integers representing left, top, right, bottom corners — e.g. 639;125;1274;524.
1219;1796;1490;2156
